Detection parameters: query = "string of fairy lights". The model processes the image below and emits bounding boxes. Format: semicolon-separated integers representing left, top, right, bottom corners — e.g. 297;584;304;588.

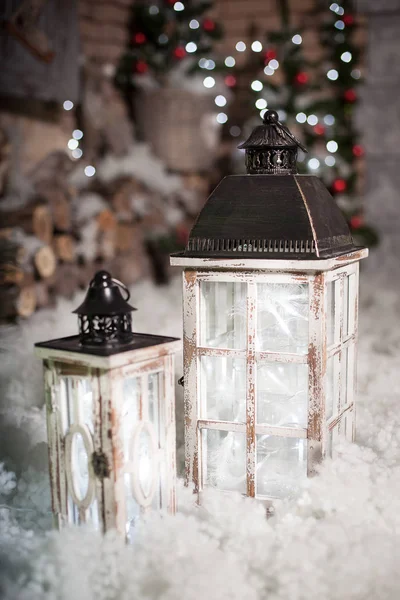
62;1;359;178
63;99;96;177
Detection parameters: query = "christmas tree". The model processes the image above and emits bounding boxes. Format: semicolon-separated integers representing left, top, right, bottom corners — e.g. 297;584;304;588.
249;0;378;247
115;0;224;88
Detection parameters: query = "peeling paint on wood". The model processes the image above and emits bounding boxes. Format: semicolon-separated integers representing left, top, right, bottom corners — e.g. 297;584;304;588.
183;269;199;492
307;274;326;474
170;248;368;272
39;339;179;538
182;265;362;500
246;283;256;498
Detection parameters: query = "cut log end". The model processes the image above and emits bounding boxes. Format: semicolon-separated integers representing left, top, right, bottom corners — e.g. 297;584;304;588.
34;245;57;278
54;234;76;263
0;285;37;320
17;285;37;317
32;204;53;244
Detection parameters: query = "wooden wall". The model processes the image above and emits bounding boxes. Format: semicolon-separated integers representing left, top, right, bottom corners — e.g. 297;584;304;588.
78;0;133;66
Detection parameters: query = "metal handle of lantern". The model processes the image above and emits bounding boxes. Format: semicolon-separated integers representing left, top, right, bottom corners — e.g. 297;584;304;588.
111;278;131;302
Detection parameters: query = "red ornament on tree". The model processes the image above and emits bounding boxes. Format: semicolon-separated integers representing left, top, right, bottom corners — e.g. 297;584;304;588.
225;74;237;87
134;32;146;45
350;215;364;229
264;48;277;63
294;72;309;85
343;14;355;26
174;46;186;59
332;179;347;193
135;60;148;74
344;89;357;103
314;124;325;136
352;144;364;157
203;18;215;32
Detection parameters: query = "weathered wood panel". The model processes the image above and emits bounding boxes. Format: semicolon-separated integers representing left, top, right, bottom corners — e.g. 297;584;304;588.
0;0;79;103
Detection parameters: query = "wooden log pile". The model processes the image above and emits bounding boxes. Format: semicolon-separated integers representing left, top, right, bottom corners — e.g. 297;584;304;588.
0;168;206;321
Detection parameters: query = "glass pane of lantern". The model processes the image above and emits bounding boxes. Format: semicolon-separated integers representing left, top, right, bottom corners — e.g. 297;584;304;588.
330;424;341;459
67;495;100;528
148;373;163;510
326;428;333;459
346;345;355;406
60;378;71;436
256;283;309;353
71;432;90;501
148;372;161;443
202;429;246;493
257;362;308;428
256;435;307;499
344;411;354;442
79;379;94;434
60;377;99;527
60;377;93;434
341;348;348;408
326;280;339;346
122;377;141;535
347;274;356;336
122;377;140;457
200;356;246;422
326;354;340;419
125;497;141;543
200;281;247;349
343;275;349;338
138;427;155;499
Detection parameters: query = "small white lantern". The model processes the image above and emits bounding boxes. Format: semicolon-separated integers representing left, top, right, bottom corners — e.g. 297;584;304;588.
35;271;180;540
171;111;368;503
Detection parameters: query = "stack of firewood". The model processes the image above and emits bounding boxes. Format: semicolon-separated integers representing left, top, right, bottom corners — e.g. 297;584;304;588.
0;171;205;321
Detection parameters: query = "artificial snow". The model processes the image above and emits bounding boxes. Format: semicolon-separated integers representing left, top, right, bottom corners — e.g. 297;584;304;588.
1;265;400;599
96;144;183;195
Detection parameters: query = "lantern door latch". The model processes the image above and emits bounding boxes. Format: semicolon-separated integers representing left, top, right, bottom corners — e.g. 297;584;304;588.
92;450;110;479
178;376;184;387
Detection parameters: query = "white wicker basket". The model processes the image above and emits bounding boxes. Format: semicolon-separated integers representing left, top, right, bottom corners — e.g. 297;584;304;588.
135;88;221;172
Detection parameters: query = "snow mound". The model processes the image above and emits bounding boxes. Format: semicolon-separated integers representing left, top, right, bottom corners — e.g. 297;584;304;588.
1;268;400;599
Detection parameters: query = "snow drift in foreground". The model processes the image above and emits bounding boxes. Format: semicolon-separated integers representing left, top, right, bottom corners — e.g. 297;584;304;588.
1;271;400;599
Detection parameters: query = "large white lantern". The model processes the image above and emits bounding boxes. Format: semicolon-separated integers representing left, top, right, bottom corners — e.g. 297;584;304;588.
35;271;180;540
171;111;368;504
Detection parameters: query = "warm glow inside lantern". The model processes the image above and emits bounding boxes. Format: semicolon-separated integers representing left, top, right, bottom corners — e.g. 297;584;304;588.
35;271;180;540
171;111;368;503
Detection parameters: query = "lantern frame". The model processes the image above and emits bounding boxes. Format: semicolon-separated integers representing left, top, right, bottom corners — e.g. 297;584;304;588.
171;248;367;502
35;333;180;535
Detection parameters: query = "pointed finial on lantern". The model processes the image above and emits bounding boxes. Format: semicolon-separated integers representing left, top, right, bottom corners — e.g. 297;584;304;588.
238;109;307;174
73;270;137;347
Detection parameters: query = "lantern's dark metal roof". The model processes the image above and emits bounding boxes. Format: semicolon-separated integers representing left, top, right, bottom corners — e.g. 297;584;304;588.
183;174;356;259
182;110;358;260
238;110;306;175
73;270;137;317
238;109;307;151
35;332;179;357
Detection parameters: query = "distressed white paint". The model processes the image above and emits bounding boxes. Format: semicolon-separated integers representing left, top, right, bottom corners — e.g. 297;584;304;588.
307;273;326;475
129;420;158;508
36;339;180;539
35;339;181;370
182;270;200;491
170;248;368;272
246;282;257;497
179;257;364;503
